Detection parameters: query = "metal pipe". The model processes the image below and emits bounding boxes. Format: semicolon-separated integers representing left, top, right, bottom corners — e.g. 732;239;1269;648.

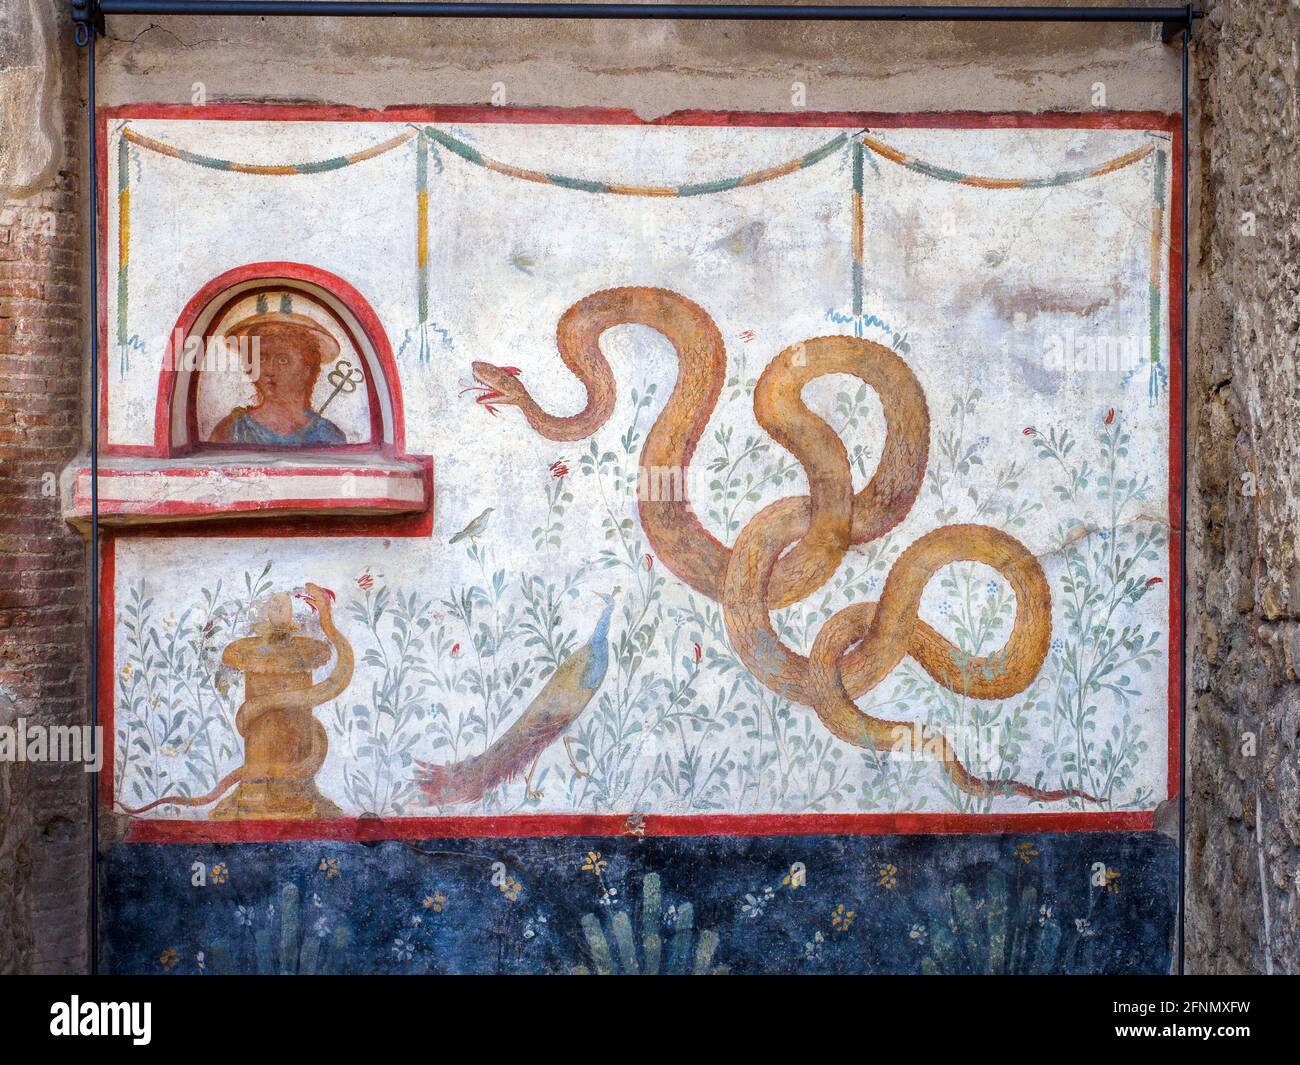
83;28;101;977
1177;7;1190;979
93;2;1197;25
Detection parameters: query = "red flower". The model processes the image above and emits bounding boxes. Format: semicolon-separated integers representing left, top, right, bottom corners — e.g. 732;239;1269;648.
357;572;375;591
1105;408;1116;425
693;642;702;664
644;554;654;571
451;642;461;656
549;458;569;479
1145;577;1164;588
1022;427;1038;437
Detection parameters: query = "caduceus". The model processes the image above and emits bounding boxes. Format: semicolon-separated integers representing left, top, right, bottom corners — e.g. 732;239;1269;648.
319;358;365;415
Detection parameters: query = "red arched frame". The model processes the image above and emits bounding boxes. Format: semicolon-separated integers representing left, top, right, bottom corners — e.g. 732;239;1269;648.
152;262;409;458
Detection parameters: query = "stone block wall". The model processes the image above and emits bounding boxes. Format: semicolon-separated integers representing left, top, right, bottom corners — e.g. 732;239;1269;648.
1186;0;1300;976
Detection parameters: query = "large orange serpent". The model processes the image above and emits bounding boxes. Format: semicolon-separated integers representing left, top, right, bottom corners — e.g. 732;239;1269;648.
471;286;1092;803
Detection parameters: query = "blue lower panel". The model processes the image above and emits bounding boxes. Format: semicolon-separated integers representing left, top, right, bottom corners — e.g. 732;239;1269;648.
100;831;1177;974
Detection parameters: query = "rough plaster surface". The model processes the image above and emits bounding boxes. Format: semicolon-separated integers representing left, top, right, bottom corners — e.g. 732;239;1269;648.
0;0;64;196
93;10;1179;117
0;685;33;973
1186;0;1300;975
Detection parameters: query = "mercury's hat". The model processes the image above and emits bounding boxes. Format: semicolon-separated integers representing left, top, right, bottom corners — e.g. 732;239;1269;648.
222;311;341;363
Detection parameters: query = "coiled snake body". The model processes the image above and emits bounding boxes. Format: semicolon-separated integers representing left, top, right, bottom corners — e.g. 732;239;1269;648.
471;286;1090;803
119;583;353;815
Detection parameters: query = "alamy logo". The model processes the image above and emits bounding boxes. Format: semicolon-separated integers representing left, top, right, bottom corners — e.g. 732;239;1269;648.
162;329;261;380
0;718;101;772
49;997;151;1045
1042;330;1143;373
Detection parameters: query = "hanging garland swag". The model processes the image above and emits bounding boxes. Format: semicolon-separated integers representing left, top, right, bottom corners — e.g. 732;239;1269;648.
112;123;1167;390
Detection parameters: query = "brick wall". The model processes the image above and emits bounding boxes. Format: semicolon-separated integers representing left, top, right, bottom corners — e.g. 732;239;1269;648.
0;2;89;975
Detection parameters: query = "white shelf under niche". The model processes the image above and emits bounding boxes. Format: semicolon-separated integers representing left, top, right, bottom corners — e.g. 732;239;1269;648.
62;451;432;529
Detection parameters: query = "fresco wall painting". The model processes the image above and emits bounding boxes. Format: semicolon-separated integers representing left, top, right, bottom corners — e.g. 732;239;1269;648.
87;106;1182;974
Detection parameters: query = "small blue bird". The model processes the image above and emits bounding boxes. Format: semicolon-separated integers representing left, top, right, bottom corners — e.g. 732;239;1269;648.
416;590;618;804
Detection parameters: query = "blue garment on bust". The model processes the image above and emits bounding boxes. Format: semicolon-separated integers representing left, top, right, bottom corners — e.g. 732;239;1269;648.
226;408;347;446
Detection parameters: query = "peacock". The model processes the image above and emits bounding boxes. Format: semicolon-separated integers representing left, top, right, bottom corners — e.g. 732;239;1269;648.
415;590;616;805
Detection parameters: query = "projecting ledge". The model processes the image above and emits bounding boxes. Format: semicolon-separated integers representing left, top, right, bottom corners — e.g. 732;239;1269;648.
61;452;433;530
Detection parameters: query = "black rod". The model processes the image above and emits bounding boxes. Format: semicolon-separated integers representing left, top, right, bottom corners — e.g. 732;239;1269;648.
83;28;101;977
93;2;1197;24
1177;7;1190;978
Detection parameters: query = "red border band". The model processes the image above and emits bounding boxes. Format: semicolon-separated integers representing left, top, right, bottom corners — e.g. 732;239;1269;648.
126;809;1158;844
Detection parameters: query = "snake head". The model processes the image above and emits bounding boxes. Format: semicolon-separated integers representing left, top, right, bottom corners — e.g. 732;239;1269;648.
463;361;526;415
296;582;336;615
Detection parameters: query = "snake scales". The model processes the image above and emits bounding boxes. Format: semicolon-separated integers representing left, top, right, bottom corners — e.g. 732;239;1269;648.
471;286;1092;803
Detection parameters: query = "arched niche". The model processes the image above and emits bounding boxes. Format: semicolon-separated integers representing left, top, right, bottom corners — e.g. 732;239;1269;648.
64;262;430;529
157;262;408;457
